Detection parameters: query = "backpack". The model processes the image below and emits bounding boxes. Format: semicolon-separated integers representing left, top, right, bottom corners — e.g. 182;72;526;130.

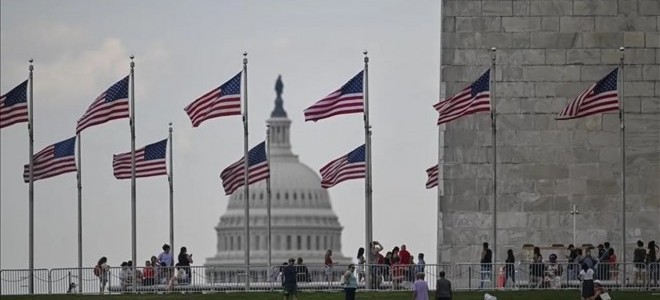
94;265;102;277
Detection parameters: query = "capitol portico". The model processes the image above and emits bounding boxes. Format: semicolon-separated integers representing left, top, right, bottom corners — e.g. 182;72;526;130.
205;76;351;279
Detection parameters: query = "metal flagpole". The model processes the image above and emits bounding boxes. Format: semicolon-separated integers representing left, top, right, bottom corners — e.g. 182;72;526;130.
619;47;626;287
363;51;373;288
266;124;273;288
242;52;251;291
28;59;35;295
266;125;272;285
168;123;174;255
77;134;83;293
490;48;497;265
129;55;137;292
437;0;444;266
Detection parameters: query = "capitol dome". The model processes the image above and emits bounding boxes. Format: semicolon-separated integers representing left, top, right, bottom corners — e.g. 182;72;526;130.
205;75;350;274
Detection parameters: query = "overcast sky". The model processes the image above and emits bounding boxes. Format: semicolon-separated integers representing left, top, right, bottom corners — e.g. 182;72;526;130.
1;0;441;269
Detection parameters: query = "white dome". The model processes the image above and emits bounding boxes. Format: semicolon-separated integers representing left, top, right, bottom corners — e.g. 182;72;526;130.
206;76;350;268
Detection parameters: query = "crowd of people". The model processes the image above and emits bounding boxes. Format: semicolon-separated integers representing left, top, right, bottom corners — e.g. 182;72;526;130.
487;239;659;299
360;241;428;290
94;244;193;294
90;238;659;298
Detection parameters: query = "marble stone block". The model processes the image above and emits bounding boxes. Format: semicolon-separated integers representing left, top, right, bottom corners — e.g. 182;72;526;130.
531;0;574;16
502;16;542;32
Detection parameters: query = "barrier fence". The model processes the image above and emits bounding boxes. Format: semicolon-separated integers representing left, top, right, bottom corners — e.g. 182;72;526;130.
1;262;658;295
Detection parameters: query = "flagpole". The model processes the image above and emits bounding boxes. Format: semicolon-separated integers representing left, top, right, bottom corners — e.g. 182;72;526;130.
129;55;137;293
490;47;497;266
363;51;373;288
242;52;251;291
266;125;272;284
619;47;626;287
28;58;35;295
437;0;444;266
168;123;174;257
77;133;83;293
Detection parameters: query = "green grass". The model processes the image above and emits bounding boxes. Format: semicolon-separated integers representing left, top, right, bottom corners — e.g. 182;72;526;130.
3;290;659;300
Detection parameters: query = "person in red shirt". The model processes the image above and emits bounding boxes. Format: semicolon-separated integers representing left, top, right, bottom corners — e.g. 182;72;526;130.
399;244;412;264
143;260;155;286
398;244;413;282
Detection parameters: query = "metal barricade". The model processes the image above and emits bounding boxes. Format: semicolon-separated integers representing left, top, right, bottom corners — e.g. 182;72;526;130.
3;261;658;294
49;267;102;294
648;262;660;290
0;269;50;295
453;262;495;290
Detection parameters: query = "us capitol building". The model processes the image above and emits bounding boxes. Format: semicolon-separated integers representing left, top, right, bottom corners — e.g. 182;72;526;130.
205;76;351;281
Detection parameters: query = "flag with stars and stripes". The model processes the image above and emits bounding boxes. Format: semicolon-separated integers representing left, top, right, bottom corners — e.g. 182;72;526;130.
113;139;167;179
1;80;28;129
77;76;129;133
434;70;491;125
557;68;619;120
425;165;438;189
185;72;242;127
220;141;269;195
23;137;77;182
320;144;366;188
304;71;364;122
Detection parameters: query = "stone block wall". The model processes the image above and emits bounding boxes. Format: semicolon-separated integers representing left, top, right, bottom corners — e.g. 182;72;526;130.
440;0;659;263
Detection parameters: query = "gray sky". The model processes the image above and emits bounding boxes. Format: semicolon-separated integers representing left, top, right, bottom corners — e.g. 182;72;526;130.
1;0;440;269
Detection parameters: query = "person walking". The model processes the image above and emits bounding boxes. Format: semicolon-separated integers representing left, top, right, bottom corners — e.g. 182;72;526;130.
412;272;429;300
435;271;452;300
282;258;299;300
341;264;358;300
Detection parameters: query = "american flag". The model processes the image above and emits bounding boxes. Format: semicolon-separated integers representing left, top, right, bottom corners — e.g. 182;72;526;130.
425;165;439;189
434;70;491;125
320;144;366;188
220;141;269;195
77;76;129;133
23;137;77;182
113;139;168;179
184;72;242;127
1;80;28;129
304;71;364;122
557;68;619;120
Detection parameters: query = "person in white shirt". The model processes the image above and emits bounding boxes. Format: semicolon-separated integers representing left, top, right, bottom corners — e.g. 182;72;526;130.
578;263;595;300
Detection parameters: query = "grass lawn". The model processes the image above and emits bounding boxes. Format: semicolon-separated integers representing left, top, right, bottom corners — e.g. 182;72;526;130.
3;290;659;300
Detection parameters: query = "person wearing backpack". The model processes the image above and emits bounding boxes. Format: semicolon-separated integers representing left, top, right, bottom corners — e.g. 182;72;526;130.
95;257;109;294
